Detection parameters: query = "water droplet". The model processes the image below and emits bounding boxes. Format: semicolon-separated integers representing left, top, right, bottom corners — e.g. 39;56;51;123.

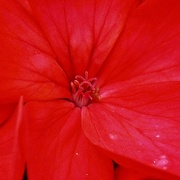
86;173;89;176
156;134;160;138
153;155;169;170
75;152;79;156
155;125;159;129
109;134;118;140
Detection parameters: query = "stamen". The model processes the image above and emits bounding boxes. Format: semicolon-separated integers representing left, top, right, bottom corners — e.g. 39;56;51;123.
70;71;100;108
79;81;95;90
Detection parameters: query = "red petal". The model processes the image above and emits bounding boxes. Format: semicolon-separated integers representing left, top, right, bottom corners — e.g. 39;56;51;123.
85;2;180;177
82;82;180;179
0;97;24;179
0;103;16;124
16;0;33;14
98;0;180;86
28;0;137;79
82;81;180;179
0;0;70;103
115;167;159;180
25;100;114;179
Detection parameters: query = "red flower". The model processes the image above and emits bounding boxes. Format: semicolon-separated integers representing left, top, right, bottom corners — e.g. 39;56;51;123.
0;0;180;179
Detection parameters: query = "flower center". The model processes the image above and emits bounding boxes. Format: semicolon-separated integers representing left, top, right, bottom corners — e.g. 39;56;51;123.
70;71;100;108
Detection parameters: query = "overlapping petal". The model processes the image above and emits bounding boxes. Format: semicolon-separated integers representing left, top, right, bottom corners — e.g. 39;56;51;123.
0;97;24;179
81;1;180;178
98;0;180;86
28;0;137;79
82;81;180;179
0;0;70;103
25;100;114;179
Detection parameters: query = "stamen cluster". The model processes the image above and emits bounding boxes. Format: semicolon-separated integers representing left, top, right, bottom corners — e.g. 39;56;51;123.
70;71;100;108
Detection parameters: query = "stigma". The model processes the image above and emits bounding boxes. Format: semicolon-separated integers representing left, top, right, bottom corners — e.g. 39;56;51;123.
70;71;100;108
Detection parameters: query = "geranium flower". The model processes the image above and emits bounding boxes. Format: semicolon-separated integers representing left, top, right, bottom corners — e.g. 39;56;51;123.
0;0;180;179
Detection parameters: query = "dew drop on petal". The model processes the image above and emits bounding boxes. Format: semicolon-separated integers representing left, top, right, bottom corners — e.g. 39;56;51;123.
155;125;159;129
75;152;79;156
156;134;160;138
153;155;169;170
109;133;118;140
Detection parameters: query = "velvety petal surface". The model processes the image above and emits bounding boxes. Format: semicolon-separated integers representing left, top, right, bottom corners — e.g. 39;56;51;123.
115;167;161;180
28;0;137;79
98;0;180;86
17;0;33;14
25;100;114;179
82;80;180;179
0;97;24;179
0;103;16;124
81;1;180;178
0;0;70;103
